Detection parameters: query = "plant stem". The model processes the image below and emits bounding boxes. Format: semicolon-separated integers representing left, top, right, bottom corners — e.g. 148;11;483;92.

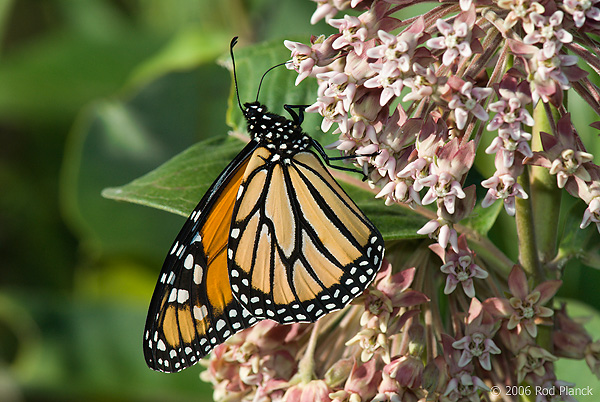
515;165;542;280
530;103;562;269
297;321;319;383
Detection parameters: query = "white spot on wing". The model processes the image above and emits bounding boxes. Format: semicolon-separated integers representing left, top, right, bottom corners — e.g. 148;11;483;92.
168;289;177;302
216;319;226;331
193;305;208;321
193;264;203;284
184;254;194;270
177;289;189;303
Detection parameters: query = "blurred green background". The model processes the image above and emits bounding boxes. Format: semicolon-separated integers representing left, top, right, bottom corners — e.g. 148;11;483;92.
0;1;331;401
2;0;600;401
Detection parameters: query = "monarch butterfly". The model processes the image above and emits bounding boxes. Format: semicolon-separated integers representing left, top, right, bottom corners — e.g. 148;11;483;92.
143;37;384;373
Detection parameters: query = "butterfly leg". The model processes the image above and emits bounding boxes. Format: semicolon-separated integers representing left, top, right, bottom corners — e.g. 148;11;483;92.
284;104;310;125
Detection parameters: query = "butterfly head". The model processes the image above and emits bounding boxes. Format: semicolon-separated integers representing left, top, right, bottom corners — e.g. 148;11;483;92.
243;101;309;152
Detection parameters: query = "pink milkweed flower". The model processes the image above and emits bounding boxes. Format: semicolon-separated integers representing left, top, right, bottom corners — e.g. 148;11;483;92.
481;153;528;215
481;172;528;216
306;94;348;132
484;265;562;338
346;327;392;363
451;299;501;371
426;8;483;66
283;379;332;402
329;11;372;55
497;0;545;32
515;345;558;383
420;138;475;214
285;35;339;85
527;114;594;188
317;71;358;112
487;75;534;134
310;0;348;24
363;62;404;106
417;218;459;251
523;11;573;59
580;191;600;231
562;0;600;27
385;354;424;389
509;39;588;105
446;77;492;130
403;63;446;102
367;18;428;72
430;235;488;298
330;359;381;402
442;371;489;402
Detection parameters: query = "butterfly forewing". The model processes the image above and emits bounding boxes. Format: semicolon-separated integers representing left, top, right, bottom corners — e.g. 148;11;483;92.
227;147;385;324
144;142;259;373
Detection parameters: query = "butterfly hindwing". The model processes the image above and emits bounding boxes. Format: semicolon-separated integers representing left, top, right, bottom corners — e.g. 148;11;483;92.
227;146;385;324
143;142;259;373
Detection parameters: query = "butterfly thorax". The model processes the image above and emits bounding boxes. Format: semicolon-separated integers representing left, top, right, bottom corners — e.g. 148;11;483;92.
243;102;311;157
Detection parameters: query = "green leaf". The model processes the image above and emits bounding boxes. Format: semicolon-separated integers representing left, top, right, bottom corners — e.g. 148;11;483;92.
554;298;600;402
128;27;233;88
558;200;600;269
62;65;230;259
102;136;246;217
221;38;322;136
462;200;504;236
0;29;168;123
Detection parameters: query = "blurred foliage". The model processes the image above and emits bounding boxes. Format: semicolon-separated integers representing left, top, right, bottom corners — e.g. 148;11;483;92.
1;1;600;402
0;1;326;401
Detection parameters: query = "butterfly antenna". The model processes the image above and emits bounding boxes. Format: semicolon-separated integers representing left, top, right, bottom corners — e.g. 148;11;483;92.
230;37;244;112
255;61;290;102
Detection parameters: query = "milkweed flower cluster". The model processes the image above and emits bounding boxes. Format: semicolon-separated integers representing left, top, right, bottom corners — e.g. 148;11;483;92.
201;0;600;400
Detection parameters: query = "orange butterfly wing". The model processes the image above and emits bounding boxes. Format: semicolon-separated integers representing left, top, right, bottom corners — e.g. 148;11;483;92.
227;147;384;323
143;142;259;373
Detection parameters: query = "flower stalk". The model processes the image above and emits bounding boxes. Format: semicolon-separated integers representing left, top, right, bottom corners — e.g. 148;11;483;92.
530;102;562;267
516;164;543;279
